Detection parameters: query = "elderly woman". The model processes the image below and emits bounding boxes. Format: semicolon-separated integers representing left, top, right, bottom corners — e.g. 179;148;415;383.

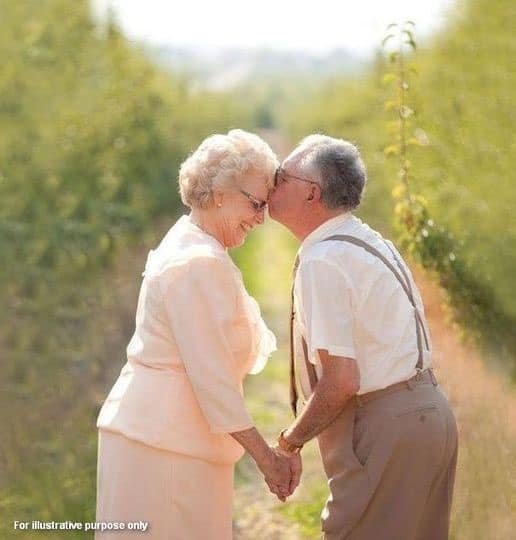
95;130;295;539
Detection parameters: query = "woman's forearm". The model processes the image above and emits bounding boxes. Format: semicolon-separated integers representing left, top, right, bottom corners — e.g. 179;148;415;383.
230;427;272;470
231;426;292;501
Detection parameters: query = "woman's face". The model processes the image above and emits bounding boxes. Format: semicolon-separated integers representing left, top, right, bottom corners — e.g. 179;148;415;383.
216;171;270;248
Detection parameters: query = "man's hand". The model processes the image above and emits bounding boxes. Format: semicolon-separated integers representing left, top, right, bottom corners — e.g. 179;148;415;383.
257;447;293;501
274;446;303;497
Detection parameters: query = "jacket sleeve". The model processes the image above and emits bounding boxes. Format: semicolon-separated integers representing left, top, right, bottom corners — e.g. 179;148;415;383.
159;255;254;434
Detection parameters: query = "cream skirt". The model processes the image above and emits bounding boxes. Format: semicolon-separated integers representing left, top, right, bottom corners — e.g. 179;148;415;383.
95;430;234;539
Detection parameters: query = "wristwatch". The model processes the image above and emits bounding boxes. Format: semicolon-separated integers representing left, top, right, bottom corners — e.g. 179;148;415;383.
277;429;303;454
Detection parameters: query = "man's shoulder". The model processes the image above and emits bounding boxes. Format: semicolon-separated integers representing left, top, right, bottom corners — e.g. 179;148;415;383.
303;218;381;257
301;218;402;282
327;218;397;255
343;216;384;243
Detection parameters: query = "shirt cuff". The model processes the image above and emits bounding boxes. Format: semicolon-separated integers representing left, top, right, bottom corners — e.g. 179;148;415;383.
311;343;356;362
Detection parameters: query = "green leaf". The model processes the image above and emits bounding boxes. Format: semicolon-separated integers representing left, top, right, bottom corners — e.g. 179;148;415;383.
384;100;398;112
382;73;397;85
382;34;395;47
407;137;422;146
403;29;415;41
385;120;399;133
384;144;400;156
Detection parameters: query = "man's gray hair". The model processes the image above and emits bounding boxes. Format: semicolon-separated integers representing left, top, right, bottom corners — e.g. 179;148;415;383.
297;134;367;211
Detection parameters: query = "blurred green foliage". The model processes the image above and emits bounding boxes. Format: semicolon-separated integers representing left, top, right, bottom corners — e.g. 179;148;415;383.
284;0;516;374
382;19;516;375
0;0;251;535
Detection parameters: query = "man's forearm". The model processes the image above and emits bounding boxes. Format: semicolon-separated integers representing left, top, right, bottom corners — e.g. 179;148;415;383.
284;376;351;447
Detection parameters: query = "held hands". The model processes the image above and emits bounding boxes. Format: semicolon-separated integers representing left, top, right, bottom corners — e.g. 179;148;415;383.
274;446;302;498
258;446;302;502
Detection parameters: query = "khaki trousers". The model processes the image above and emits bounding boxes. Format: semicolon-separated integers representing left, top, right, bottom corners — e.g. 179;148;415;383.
319;374;458;540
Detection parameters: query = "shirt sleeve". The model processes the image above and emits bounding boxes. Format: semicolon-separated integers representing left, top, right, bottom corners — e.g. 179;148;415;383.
159;255;254;434
298;256;356;360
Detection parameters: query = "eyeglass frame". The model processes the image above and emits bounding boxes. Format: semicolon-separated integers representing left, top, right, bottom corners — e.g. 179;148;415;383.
239;189;268;212
273;166;319;188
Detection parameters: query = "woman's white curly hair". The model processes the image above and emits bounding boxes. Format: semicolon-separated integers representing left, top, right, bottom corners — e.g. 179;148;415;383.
178;129;278;209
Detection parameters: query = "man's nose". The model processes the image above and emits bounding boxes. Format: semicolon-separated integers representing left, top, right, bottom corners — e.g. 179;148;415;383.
254;208;265;224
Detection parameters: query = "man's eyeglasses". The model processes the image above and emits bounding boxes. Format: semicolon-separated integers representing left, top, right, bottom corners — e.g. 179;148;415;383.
274;166;319;188
239;189;268;212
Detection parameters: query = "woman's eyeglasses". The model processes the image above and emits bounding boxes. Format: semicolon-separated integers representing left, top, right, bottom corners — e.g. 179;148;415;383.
274;166;319;188
239;189;268;212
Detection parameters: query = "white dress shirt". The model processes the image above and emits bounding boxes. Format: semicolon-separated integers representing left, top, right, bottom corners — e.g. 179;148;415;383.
97;215;276;464
294;212;432;398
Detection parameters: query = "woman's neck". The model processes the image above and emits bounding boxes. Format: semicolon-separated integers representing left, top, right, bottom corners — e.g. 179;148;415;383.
189;208;225;247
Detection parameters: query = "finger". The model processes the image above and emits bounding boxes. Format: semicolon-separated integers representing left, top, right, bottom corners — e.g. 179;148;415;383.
278;482;290;495
269;482;287;502
265;479;278;496
277;490;288;502
276;491;286;502
267;476;287;496
289;457;302;494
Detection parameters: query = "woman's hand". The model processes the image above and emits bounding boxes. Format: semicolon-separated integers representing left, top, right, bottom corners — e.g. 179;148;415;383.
229;427;299;501
256;447;293;501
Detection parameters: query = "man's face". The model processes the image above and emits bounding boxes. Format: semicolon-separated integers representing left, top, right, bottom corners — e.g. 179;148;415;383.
268;156;316;229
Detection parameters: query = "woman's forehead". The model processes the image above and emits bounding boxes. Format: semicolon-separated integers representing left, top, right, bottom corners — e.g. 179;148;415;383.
237;171;270;196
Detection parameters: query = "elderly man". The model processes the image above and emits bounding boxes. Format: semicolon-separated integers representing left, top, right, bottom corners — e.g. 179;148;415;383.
269;135;458;540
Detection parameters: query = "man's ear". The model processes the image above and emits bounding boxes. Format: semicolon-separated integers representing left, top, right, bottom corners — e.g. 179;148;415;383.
307;183;321;203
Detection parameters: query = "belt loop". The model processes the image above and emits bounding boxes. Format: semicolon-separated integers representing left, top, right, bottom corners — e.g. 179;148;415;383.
355;394;364;407
406;375;416;390
429;368;438;386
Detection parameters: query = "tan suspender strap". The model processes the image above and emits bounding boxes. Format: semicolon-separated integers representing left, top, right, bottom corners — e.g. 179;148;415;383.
301;336;319;390
382;240;430;350
321;234;429;369
289;256;321;416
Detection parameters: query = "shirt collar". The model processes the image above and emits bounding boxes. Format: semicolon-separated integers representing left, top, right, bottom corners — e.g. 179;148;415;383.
299;212;354;255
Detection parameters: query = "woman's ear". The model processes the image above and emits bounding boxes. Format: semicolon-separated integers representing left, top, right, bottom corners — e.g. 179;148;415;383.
213;190;224;208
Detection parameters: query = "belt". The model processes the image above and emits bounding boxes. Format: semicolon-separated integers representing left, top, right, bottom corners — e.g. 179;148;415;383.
354;369;438;407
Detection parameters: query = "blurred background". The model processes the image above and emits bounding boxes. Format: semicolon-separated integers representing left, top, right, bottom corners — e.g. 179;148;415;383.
1;0;514;538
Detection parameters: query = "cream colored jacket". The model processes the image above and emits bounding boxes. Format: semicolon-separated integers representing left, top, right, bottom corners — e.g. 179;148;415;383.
97;215;276;464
